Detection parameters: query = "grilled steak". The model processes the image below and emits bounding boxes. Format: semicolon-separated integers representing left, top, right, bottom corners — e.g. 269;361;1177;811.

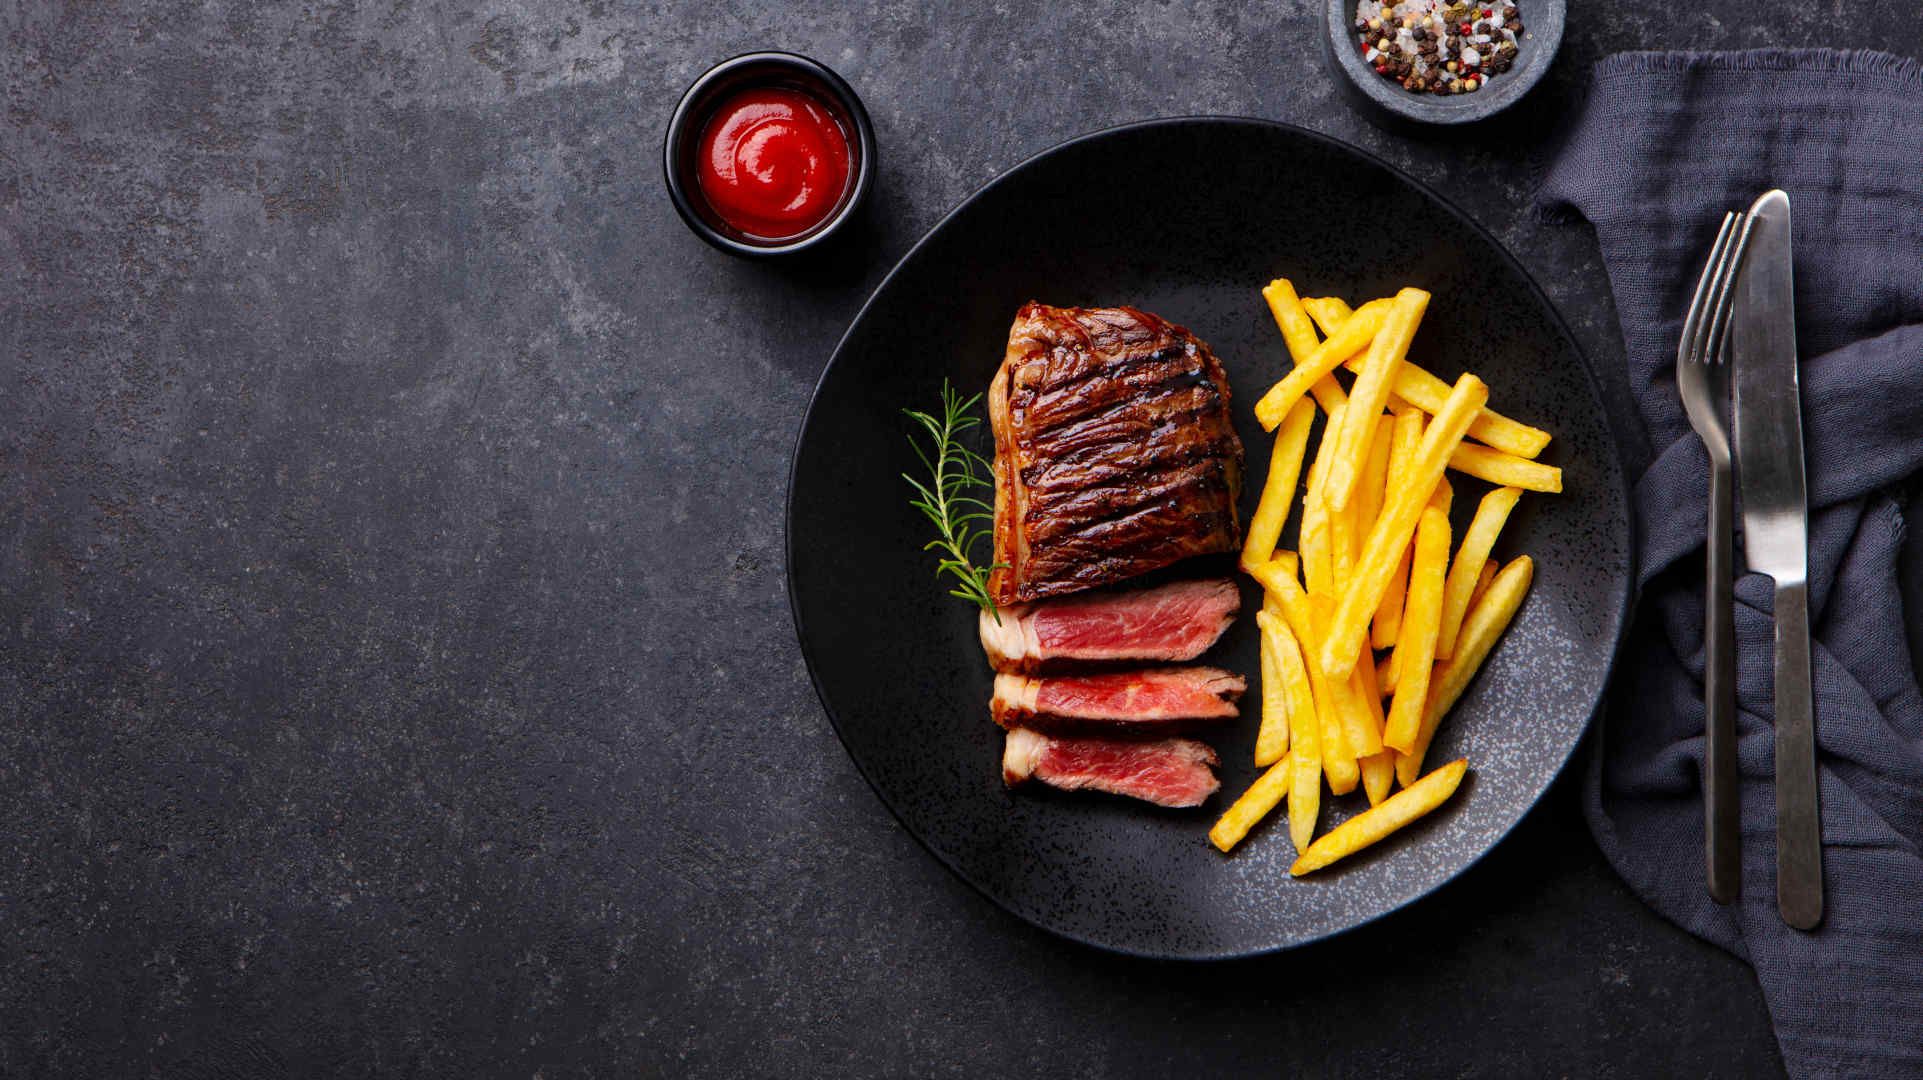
987;303;1243;606
1001;728;1220;807
979;577;1240;674
990;667;1244;732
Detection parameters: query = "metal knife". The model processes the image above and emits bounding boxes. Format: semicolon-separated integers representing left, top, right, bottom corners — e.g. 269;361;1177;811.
1730;188;1823;930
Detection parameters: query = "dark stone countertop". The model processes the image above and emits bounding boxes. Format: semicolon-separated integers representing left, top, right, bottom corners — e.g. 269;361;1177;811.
3;3;1917;1076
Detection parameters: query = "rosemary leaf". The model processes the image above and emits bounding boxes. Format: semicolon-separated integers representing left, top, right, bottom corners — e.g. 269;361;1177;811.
902;380;1005;619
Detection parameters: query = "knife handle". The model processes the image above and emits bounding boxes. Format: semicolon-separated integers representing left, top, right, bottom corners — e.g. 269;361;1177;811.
1704;463;1739;904
1773;580;1823;929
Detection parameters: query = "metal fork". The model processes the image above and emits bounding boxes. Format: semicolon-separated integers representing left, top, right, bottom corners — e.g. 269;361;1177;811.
1677;210;1756;905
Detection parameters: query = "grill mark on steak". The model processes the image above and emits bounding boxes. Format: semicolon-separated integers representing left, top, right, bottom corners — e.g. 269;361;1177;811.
1017;351;1219;432
1016;382;1227;477
987;302;1243;605
1022;457;1233;546
1018;507;1237;600
1018;401;1235;490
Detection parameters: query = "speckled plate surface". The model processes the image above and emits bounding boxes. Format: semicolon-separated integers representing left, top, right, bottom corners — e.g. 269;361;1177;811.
787;118;1630;959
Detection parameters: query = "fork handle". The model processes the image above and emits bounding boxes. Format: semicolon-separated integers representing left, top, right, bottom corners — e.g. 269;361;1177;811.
1773;580;1823;929
1704;462;1739;904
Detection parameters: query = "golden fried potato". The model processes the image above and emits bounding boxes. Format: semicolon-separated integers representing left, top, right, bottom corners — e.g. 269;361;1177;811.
1241;397;1316;571
1299;402;1348;598
1254;605;1288;767
1311;300;1551;458
1210;758;1291;853
1436;486;1523;660
1291;759;1469;875
1355;658;1394;806
1320;374;1488;681
1384;504;1451;754
1325;288;1428;512
1371;407;1426;650
1266;280;1352;414
1254;299;1391;430
1448;443;1562;493
1397;557;1534;787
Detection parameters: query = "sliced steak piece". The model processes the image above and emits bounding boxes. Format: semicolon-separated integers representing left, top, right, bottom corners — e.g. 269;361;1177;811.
979;578;1241;673
987;303;1244;605
1001;728;1220;807
989;666;1244;732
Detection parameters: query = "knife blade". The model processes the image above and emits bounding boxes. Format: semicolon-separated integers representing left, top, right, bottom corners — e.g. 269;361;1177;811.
1730;188;1823;929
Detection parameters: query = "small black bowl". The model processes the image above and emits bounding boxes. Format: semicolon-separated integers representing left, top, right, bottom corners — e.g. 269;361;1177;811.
663;52;876;258
1321;0;1564;129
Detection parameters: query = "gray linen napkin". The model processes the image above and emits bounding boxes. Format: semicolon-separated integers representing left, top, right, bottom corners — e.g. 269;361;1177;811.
1539;50;1923;1079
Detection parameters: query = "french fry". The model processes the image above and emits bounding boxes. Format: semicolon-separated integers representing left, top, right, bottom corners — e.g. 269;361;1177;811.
1259;611;1319;763
1398;557;1534;787
1309;302;1551;459
1310;591;1360;794
1248;560;1356;795
1448;442;1563;493
1299;402;1348;598
1377;652;1397;697
1300;497;1330;600
1436;486;1523;660
1382;365;1551;459
1310;372;1348;416
1322;699;1359;796
1254;298;1391;430
1326;288;1429;512
1384;505;1451;754
1271;549;1300;580
1320;374;1489;681
1302;296;1354;336
1356;413;1396;538
1291;760;1469;875
1281;650;1321;852
1355;657;1394;805
1247;556;1305;618
1290;749;1322;852
1469;560;1498;610
1255;608;1322;849
1255;601;1289;766
1371;407;1426;649
1359;754;1396;806
1335;645;1383;761
1210;758;1291;853
1241;397;1317;570
1378;469;1453;697
1334;414;1394;600
1329;494;1356;596
1263;278;1322;361
1263;279;1351;416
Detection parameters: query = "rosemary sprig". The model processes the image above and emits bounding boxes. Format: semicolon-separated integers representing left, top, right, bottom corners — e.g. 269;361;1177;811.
902;380;1006;619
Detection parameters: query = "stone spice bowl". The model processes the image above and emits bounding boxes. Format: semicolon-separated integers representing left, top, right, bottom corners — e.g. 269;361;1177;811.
1320;0;1565;128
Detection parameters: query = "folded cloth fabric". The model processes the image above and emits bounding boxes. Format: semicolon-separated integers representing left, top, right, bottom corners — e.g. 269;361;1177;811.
1540;50;1923;1079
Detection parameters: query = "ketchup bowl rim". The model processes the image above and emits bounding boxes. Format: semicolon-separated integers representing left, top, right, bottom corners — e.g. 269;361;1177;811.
664;52;877;258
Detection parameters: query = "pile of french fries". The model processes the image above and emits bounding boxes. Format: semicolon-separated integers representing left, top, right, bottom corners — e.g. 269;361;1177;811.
1209;279;1561;876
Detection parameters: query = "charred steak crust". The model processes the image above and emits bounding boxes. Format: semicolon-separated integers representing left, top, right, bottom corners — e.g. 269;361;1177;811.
988;303;1244;605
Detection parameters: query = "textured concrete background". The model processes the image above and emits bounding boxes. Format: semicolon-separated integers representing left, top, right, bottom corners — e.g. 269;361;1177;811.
2;2;1916;1077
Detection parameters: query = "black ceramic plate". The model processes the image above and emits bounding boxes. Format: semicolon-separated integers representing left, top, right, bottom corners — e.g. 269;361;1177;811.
787;118;1629;959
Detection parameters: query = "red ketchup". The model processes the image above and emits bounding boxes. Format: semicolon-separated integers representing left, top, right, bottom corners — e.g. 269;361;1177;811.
695;86;852;241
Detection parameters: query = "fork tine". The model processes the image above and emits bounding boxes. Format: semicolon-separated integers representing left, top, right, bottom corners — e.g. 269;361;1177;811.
1702;211;1759;366
1682;212;1740;367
